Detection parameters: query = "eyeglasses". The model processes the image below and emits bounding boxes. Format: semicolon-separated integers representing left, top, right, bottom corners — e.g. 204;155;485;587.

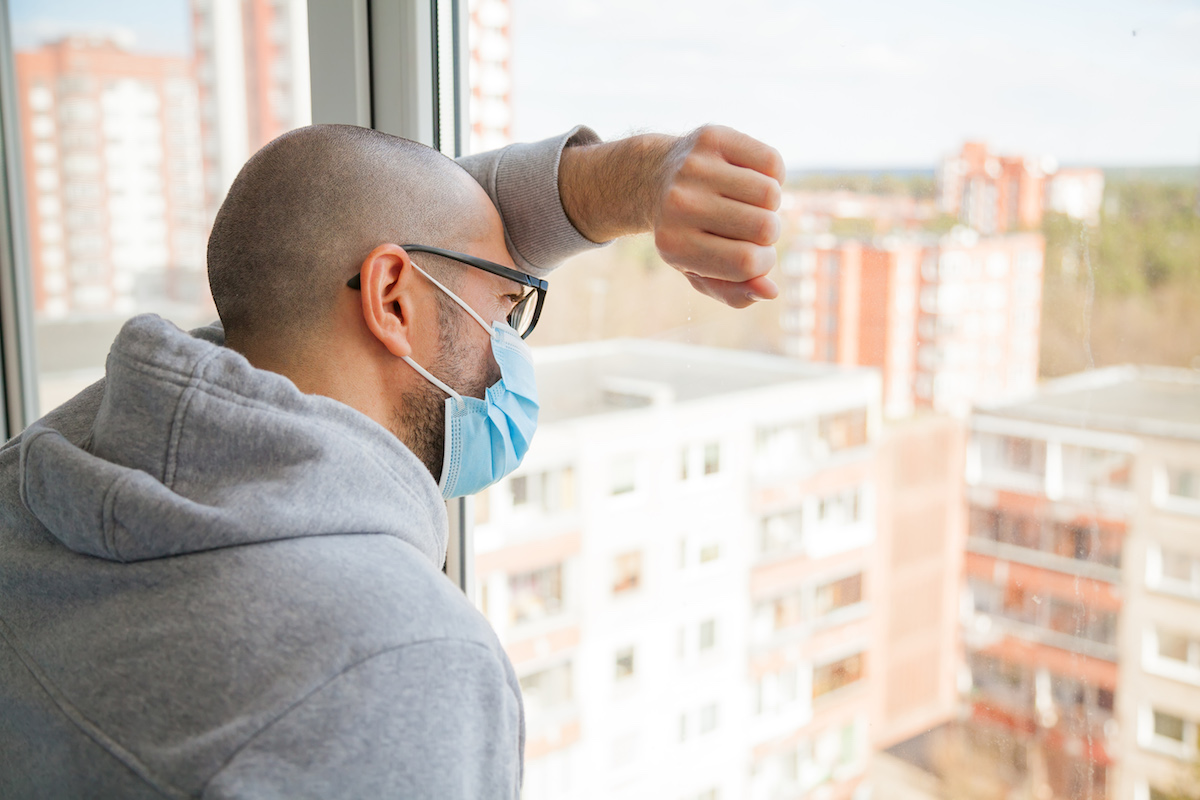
347;244;548;339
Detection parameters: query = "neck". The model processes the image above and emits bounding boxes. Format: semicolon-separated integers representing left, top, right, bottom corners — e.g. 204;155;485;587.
229;331;394;433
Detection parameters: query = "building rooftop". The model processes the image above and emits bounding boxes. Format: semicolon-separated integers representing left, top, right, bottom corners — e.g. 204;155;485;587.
532;339;874;424
977;365;1200;442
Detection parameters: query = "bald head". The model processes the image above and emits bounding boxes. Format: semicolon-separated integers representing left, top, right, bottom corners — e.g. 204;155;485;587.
208;125;493;349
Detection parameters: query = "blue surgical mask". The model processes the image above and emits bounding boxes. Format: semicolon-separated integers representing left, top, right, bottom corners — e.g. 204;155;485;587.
402;264;539;499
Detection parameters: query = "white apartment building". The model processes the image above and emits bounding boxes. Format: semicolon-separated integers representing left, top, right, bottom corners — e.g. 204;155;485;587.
472;340;882;800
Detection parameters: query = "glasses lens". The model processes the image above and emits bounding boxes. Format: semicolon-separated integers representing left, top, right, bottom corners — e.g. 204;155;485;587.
509;290;536;336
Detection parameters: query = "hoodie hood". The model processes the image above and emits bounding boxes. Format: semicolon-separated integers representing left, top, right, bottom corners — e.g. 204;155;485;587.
18;314;447;566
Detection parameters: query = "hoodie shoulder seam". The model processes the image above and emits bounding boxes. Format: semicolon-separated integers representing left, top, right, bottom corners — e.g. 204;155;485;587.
201;636;517;794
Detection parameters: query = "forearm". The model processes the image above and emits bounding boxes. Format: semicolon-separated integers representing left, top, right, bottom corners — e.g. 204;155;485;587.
558;133;677;243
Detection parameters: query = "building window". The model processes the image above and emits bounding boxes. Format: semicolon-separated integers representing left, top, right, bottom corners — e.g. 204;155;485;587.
610;455;637;496
703;442;721;475
1147;628;1200;684
510;475;528;506
508;563;563;625
755;666;800;715
699;542;720;564
817;485;863;525
1061;445;1132;493
1167;466;1199;501
1157;629;1198;665
761;509;804;557
1148;544;1200;597
614;646;636;681
699;702;719;734
765;591;804;632
699;618;716;652
1154;711;1185;742
814;573;863;617
755;422;810;470
613;551;642;594
978;433;1049;481
510;466;576;512
681;441;722;481
519;661;572;718
817;408;868;453
813;652;865;700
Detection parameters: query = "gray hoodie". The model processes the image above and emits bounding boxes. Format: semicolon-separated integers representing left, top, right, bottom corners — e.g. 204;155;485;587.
1;315;522;799
0;129;607;799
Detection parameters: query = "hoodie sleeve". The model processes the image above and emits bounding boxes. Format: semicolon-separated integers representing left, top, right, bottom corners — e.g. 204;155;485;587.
457;126;609;279
201;639;524;800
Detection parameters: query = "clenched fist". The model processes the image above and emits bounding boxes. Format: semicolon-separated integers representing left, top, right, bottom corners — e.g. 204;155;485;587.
559;125;786;308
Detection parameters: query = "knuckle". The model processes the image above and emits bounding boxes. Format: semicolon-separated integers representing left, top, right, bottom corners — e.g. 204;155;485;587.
733;246;762;278
763;180;783;211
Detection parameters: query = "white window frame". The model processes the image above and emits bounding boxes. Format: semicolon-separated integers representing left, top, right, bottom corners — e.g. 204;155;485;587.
306;0;474;594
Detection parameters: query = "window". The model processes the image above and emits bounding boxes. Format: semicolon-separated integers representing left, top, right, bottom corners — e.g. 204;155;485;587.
971;506;1123;569
613;551;642;595
1060;445;1132;493
1154;711;1185;742
1148;545;1200;597
816;486;863;526
610;456;637;496
812;652;865;700
614;646;636;682
1147;628;1200;682
760;509;804;557
1003;436;1046;474
814;573;863;617
13;0;312;411
817;408;868;453
511;475;528;506
699;702;719;734
9;3;1192;799
681;441;722;481
510;467;576;513
755;422;810;471
755;665;801;716
699;618;716;651
508;563;563;625
520;662;573;718
1167;466;1199;501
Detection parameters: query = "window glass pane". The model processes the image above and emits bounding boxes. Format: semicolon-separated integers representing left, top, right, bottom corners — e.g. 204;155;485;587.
12;0;311;413
468;2;1199;798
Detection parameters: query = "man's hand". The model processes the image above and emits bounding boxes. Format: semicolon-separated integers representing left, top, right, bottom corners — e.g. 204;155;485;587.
559;125;786;308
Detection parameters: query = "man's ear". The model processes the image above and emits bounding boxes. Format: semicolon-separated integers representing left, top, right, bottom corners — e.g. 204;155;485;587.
358;243;419;358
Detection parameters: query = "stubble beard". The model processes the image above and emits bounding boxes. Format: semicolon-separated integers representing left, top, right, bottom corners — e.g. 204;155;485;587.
391;295;491;484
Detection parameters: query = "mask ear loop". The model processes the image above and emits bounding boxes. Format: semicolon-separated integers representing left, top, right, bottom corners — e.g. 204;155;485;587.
410;261;495;337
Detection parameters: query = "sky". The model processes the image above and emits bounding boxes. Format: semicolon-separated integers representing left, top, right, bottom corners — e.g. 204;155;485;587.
10;0;1200;169
510;0;1200;168
10;0;189;55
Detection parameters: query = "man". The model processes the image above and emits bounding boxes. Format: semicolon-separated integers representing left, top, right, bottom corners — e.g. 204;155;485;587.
0;123;783;797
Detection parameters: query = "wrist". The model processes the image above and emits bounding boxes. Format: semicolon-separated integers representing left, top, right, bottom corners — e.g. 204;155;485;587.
559;133;677;243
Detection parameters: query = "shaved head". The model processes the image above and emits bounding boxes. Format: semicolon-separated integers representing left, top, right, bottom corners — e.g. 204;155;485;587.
208;125;491;348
